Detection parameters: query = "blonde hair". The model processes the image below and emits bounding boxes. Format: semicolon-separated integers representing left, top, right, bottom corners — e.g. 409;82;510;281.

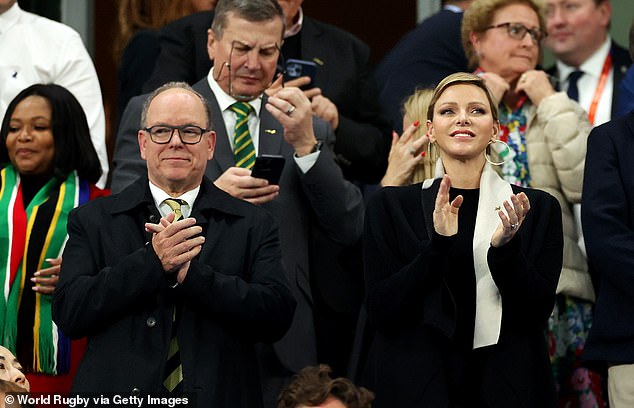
427;72;499;122
461;0;546;69
114;0;200;62
402;88;437;183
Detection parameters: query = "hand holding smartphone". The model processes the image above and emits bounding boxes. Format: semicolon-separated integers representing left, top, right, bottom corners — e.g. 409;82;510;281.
284;59;318;90
251;154;285;185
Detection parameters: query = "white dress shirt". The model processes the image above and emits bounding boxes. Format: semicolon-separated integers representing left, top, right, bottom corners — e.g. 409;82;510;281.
557;37;613;126
0;3;108;187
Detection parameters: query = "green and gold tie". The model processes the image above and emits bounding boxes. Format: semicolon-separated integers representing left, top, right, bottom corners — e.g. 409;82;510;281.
162;198;185;392
229;102;256;169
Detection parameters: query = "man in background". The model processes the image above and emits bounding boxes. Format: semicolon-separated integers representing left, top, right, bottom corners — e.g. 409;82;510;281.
374;0;473;131
545;0;631;126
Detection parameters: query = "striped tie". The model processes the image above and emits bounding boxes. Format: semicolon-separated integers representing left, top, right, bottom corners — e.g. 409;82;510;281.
162;198;185;392
229;102;256;169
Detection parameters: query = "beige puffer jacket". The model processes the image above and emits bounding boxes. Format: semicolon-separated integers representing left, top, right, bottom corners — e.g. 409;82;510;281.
496;92;594;302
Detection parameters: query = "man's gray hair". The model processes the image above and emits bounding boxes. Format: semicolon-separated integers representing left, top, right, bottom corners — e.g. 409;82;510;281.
140;82;212;129
211;0;285;40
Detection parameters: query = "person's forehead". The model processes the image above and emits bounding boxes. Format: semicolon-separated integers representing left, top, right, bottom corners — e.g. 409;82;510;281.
221;14;283;43
147;90;206;121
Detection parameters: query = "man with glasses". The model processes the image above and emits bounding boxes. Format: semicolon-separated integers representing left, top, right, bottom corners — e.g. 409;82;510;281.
111;0;364;406
52;82;296;408
545;0;631;126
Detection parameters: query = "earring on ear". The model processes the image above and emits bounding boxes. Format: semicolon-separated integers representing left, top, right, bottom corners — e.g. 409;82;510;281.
484;139;510;166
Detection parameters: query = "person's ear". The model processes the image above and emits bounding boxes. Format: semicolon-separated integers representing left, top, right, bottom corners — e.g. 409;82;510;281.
206;131;216;160
492;120;500;140
469;31;483;58
597;0;611;29
207;28;217;62
138;130;148;161
427;119;436;143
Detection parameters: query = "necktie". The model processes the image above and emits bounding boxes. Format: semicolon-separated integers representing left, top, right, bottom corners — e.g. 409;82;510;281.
229;102;256;169
162;198;185;392
566;70;584;102
163;198;185;221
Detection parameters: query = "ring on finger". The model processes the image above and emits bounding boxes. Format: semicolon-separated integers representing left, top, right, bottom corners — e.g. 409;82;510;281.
286;105;296;115
510;223;518;230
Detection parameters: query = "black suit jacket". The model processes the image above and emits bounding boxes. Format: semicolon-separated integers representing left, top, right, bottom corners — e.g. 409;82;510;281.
363;180;561;407
142;11;390;184
142;10;214;91
52;178;296;408
547;41;632;119
582;112;634;365
374;9;469;131
111;79;364;373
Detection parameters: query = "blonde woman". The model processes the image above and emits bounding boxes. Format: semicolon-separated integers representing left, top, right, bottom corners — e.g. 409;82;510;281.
364;73;561;407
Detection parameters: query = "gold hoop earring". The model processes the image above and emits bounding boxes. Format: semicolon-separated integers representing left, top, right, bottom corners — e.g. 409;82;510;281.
484;139;510;166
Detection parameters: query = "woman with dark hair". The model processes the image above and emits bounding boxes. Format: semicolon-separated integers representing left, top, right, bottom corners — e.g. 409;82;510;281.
0;83;107;393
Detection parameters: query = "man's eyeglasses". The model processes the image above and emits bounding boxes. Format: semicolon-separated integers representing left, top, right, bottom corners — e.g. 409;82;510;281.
485;22;546;44
143;125;209;145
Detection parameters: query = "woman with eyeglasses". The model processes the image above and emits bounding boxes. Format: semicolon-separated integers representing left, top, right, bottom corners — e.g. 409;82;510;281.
0;84;107;394
462;0;599;405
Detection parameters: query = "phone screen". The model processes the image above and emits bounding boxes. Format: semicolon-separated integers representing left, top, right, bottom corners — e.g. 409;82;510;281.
284;59;318;89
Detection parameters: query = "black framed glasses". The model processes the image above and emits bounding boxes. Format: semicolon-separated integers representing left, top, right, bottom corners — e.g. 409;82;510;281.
143;125;209;145
485;22;546;44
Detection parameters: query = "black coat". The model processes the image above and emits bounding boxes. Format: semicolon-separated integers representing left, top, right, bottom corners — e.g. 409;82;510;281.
582;112;634;365
52;177;296;408
363;180;562;407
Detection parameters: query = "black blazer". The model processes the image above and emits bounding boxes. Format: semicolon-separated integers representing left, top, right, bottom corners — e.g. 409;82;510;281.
52;178;296;408
142;11;390;184
363;180;562;407
582;112;634;365
374;9;469;131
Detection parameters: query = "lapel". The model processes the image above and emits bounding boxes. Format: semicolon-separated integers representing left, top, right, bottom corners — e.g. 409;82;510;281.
193;78;235;175
193;79;287;173
610;42;632;118
300;18;331;92
420;180;439;241
258;94;285;155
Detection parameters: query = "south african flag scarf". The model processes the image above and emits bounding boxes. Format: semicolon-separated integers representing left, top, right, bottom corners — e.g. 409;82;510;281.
0;165;90;375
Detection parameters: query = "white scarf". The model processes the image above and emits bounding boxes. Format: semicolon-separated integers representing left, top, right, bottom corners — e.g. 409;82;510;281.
423;160;513;348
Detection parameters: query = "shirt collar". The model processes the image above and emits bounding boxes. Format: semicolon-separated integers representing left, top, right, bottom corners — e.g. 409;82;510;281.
207;68;263;115
148;181;200;219
284;7;303;39
556;36;612;81
443;4;463;13
0;2;22;35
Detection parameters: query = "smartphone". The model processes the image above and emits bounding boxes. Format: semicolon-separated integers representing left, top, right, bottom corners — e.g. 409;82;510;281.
284;59;318;89
251;154;285;185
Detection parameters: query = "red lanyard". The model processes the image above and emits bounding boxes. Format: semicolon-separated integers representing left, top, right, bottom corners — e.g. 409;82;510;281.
587;53;612;125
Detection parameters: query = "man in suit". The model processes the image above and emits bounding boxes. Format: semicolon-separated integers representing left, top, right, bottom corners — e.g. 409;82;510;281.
111;0;364;405
582;111;634;408
52;82;296;407
374;0;473;131
141;1;390;184
545;0;631;126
